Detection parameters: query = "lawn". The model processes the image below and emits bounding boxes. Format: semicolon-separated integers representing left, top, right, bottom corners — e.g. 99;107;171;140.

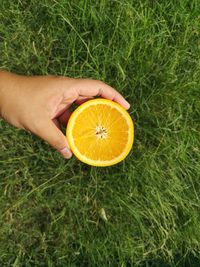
0;0;200;266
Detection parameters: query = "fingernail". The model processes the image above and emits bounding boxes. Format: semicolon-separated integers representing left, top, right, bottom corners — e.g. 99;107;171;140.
60;147;72;159
124;100;130;109
126;102;131;109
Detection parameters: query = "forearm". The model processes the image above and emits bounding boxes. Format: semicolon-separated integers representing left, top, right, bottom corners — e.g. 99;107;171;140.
0;71;14;117
0;71;24;127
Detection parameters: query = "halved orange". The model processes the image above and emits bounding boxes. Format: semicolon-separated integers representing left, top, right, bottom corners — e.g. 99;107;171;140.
66;98;134;166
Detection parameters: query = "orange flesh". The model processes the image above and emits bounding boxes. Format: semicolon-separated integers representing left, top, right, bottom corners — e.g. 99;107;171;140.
71;104;130;161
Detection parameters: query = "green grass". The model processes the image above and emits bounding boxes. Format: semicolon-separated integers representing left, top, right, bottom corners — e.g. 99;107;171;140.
0;0;200;266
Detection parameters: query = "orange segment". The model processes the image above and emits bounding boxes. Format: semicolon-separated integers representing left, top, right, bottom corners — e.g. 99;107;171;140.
66;98;134;166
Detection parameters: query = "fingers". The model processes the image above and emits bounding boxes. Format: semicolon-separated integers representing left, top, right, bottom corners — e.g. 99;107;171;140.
75;96;93;106
30;117;72;159
73;79;130;109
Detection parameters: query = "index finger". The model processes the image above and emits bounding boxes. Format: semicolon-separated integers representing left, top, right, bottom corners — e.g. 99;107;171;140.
73;79;130;110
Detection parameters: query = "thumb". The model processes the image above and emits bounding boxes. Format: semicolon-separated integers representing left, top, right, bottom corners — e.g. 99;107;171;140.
31;118;72;159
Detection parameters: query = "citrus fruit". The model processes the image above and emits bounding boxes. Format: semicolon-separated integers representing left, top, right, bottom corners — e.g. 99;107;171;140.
66;98;134;166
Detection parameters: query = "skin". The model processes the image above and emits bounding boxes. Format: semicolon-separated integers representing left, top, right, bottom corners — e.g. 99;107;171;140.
0;71;130;159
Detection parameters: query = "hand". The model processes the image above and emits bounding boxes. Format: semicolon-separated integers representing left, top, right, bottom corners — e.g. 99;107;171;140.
0;71;130;158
